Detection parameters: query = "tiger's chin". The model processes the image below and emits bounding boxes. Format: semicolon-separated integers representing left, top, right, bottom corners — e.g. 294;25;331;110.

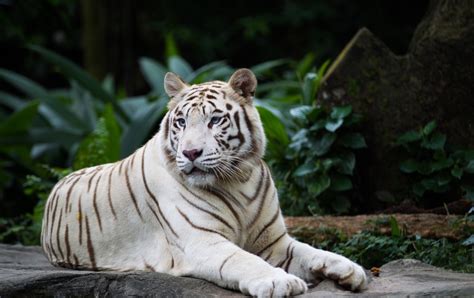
182;167;217;187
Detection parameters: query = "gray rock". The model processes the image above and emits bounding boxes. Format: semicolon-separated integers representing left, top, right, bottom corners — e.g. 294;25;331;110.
1;244;473;297
317;0;474;207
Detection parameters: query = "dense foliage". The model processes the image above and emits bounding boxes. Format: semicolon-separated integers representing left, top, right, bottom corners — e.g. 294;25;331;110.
395;120;474;204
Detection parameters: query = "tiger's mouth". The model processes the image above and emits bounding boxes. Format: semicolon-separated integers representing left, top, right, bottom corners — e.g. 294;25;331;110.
185;167;210;176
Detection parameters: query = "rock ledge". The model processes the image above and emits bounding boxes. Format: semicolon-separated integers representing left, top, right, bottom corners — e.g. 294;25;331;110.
0;244;473;297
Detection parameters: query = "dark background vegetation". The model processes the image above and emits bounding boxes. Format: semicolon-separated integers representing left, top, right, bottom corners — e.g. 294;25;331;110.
1;0;428;94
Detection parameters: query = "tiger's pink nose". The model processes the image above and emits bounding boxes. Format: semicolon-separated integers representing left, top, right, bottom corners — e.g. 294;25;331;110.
182;149;203;161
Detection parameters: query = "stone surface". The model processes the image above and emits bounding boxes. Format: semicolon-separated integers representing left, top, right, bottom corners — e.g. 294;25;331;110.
1;244;473;297
317;0;474;209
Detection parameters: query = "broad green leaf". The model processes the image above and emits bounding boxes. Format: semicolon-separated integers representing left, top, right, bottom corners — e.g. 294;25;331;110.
465;160;474;174
165;32;179;58
339;133;367;149
289;105;313;121
462;235;474;246
302;72;317;105
188;61;229;83
396;130;421;145
416;161;433;175
28;45;129;122
330;105;352;119
462;185;474;201
313;132;336;156
400;159;418;173
168;56;193;81
308;174;331;197
431;158;453;171
330;175;353;191
325;118;343;132
0;101;39;136
257;106;289;155
139;57;167;95
296;53;315;78
251;59;288;77
413;182;425;197
451;166;463;179
120;98;167;157
0;91;26;110
0;68;47;98
336;152;356;175
293;163;316;177
74;105;121;169
422;120;437;135
422;132;446;150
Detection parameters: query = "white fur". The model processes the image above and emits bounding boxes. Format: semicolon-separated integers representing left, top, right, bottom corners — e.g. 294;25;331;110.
41;71;367;297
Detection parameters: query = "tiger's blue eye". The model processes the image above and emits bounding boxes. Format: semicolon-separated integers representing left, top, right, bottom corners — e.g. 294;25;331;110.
210;116;221;125
177;118;186;127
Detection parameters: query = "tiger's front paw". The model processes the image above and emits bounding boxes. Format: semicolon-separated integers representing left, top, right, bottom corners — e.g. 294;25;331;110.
310;254;367;291
240;268;307;298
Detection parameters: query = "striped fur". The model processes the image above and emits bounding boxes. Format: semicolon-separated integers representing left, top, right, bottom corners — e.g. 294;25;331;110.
41;69;367;297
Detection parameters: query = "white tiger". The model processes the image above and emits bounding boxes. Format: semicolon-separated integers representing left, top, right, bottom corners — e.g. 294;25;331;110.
41;69;367;297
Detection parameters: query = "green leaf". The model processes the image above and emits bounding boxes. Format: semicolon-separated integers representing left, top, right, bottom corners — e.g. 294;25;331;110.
451;166;463;179
293;163;316;177
413;182;425;197
296;53;315;78
431;158;454;171
339;133;367;149
168;56;193;81
462;185;474;201
400;159;418;173
164;32;179;58
396;130;421;145
330;175;353;191
462;235;474;246
289;105;314;122
422;132;446;150
330;105;352;119
465;160;474;174
120;98;167;157
251;59;288;77
313;133;336;156
0;101;39;136
73;105;121;169
336;152;356;175
139;57;167;95
325;118;343;132
417;161;434;175
302;72;318;105
422;120;437;135
390;216;401;238
256;106;289;157
28;45;130;123
0;68;48;98
308;175;331;197
0;91;26;110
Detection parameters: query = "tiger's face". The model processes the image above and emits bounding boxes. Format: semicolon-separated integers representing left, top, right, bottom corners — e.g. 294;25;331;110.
161;69;266;187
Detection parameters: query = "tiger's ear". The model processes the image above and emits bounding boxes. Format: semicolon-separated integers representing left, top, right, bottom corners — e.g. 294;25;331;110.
164;72;188;97
228;68;257;102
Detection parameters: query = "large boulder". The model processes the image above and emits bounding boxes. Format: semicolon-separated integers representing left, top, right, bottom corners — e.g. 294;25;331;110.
1;244;473;297
317;0;474;208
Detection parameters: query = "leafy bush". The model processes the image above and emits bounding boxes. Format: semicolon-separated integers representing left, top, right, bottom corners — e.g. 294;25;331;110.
395;120;474;203
295;216;474;273
271;105;366;215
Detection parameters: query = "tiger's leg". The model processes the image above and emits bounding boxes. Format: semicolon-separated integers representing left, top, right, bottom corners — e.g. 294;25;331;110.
265;234;368;291
183;238;307;297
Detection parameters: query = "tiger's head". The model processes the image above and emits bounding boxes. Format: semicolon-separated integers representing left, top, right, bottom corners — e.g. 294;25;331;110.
159;69;266;187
